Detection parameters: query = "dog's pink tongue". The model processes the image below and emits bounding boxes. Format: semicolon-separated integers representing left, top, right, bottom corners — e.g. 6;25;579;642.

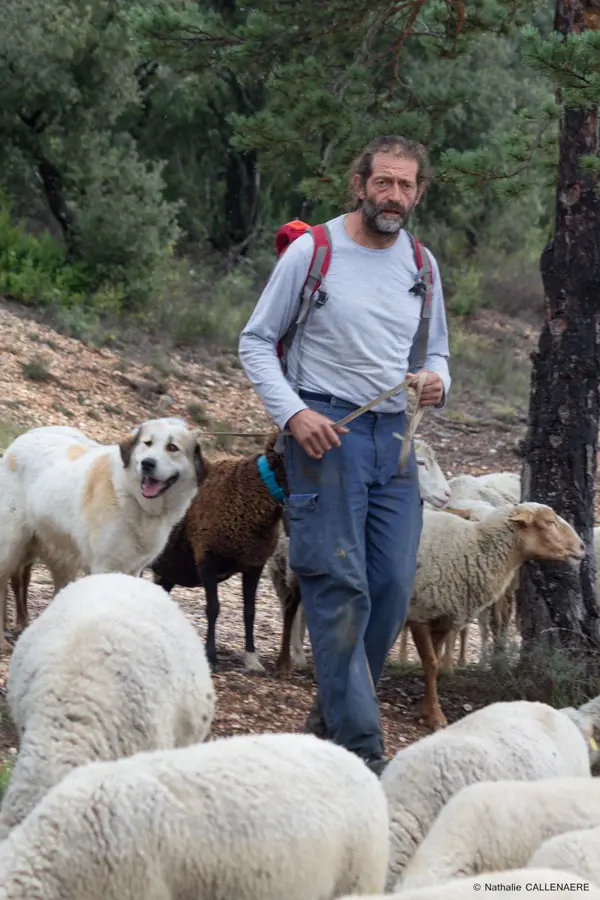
142;477;163;498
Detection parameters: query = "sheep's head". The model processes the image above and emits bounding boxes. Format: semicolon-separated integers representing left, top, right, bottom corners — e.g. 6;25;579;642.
559;705;600;769
414;438;451;509
508;502;585;566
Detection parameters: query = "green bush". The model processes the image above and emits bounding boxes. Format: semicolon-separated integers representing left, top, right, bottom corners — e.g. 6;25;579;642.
0;191;89;308
67;137;182;308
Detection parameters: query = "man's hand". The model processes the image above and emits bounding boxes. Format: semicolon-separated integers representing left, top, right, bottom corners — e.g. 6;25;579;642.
287;409;349;460
407;370;445;407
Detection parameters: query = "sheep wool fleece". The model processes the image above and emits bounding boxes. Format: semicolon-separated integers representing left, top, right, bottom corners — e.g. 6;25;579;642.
0;732;390;900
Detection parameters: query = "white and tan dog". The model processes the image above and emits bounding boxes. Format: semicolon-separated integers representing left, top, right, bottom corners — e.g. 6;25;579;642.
0;418;206;650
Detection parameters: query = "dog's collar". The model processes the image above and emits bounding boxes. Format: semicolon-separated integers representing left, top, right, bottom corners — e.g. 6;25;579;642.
257;455;286;504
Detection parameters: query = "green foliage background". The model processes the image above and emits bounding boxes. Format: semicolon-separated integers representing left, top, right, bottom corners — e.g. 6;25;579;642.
0;0;596;346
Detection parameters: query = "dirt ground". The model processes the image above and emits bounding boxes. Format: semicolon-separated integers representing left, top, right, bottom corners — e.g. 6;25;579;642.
0;296;597;766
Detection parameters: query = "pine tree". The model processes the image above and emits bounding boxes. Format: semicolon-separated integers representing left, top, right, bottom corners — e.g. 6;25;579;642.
516;0;600;662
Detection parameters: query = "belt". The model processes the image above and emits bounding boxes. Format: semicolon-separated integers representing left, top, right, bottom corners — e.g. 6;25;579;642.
298;389;359;408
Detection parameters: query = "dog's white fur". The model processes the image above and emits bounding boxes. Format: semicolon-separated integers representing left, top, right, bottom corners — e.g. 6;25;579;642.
0;418;204;649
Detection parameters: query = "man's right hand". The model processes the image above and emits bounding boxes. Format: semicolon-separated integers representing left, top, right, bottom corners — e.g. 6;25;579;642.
287;409;349;460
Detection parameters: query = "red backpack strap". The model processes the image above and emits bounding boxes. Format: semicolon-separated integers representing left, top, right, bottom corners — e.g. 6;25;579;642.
278;223;332;374
295;224;332;326
406;231;434;372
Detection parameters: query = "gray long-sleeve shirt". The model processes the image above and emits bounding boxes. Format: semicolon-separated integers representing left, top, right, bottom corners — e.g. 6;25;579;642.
238;213;451;431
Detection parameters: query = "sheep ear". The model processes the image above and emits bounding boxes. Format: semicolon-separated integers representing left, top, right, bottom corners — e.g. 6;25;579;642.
192;436;207;486
265;428;280;455
508;506;535;526
560;707;598;752
119;428;141;468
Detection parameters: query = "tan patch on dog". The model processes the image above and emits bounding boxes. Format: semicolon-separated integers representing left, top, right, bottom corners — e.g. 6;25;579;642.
5;453;17;471
67;444;89;462
83;454;117;532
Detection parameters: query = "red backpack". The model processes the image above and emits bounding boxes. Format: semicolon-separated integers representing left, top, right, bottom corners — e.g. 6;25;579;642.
274;218;435;373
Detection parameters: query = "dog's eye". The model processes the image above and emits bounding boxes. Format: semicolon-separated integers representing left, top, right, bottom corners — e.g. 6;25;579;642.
144;440;153;447
166;443;179;452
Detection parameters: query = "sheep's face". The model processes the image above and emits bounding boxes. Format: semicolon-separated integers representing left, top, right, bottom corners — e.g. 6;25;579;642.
414;439;451;509
509;502;585;566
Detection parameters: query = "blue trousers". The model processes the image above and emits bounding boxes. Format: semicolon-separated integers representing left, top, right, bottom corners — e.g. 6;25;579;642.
283;391;423;759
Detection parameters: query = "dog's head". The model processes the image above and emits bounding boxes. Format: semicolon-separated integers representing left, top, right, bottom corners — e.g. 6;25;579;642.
119;417;206;506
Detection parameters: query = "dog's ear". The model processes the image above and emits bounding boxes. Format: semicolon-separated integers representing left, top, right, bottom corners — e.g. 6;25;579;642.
119;428;141;468
193;437;207;486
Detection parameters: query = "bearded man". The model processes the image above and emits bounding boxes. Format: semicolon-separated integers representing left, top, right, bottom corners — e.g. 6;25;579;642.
238;135;451;775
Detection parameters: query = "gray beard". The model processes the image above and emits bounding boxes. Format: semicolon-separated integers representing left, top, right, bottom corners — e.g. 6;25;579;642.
361;197;411;234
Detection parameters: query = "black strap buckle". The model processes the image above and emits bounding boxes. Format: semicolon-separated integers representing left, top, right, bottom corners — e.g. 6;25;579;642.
409;280;427;299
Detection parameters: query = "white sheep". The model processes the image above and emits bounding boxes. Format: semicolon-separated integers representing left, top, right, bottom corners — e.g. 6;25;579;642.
395;776;600;892
271;436;451;674
446;470;521;507
0;572;216;838
426;471;520;670
418;496;514;670
406;501;584;729
340;868;600;899
413;437;452;509
527;825;600;886
446;500;518;669
398;504;493;672
0;732;390;900
380;697;596;889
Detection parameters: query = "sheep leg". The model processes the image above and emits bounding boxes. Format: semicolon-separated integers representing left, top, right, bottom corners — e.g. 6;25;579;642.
200;563;220;672
398;626;409;661
438;629;457;673
153;573;175;593
439;625;468;671
478;606;491;660
489;598;503;654
408;621;448;731
490;590;514;655
13;561;32;631
0;582;11;654
241;566;265;673
290;602;308;668
458;625;468;666
276;582;303;677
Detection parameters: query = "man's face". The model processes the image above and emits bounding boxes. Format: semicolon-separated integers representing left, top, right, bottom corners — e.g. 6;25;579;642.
356;153;424;235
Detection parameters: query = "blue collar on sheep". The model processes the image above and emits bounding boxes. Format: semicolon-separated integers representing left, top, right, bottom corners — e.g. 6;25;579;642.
257;454;287;504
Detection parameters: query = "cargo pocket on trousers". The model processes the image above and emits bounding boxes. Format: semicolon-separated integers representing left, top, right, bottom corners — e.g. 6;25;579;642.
285;492;329;577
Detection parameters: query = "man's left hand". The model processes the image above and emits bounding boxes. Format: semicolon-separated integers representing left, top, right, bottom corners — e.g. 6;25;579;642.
407;370;445;407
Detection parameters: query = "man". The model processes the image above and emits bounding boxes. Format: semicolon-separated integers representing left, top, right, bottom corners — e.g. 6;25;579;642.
238;135;451;775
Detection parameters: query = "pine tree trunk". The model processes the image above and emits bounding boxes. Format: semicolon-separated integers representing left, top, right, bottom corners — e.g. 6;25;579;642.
518;0;600;662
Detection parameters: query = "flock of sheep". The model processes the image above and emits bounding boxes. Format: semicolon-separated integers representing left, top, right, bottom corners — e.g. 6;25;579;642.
0;416;599;897
1;571;600;897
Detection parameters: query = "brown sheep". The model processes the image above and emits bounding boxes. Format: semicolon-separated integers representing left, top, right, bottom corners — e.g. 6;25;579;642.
150;432;288;673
